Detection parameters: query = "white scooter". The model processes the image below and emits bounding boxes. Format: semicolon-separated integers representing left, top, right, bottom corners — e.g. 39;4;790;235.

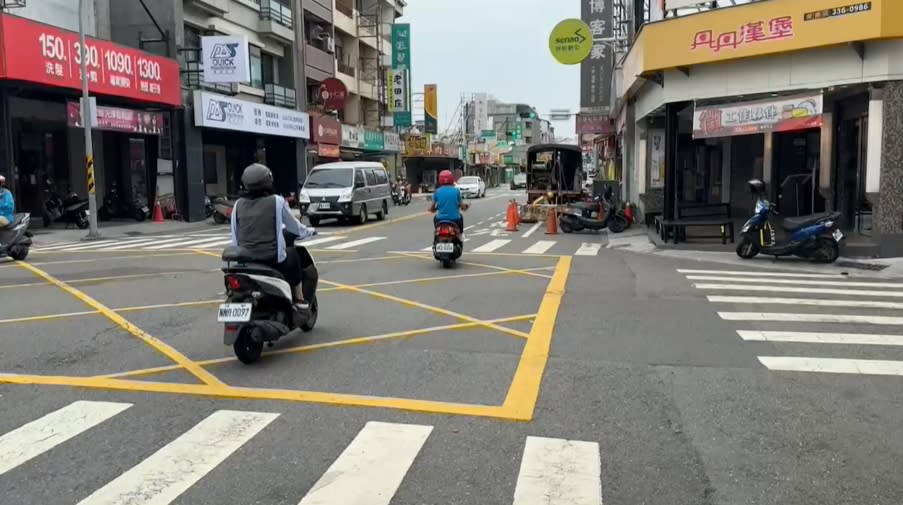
218;230;320;364
0;213;33;261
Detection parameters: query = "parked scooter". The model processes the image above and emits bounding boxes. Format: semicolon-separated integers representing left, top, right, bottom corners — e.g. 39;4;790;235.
558;186;627;234
0;213;33;261
98;182;150;222
211;195;236;224
737;178;843;263
218;230;320;364
42;178;90;229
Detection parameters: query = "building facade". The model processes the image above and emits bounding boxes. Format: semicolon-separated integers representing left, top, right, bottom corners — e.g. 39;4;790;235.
615;0;903;256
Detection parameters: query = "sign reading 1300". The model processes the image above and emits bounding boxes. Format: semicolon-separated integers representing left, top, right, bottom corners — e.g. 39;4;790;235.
137;58;161;81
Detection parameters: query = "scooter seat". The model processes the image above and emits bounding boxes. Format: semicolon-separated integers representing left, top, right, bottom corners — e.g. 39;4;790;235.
781;212;838;232
223;263;285;280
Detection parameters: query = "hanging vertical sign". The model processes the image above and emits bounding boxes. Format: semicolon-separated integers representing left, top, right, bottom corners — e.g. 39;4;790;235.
580;0;613;114
391;24;412;127
424;84;438;134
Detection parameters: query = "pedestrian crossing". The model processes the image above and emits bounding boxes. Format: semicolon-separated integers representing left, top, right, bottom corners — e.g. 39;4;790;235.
0;400;605;504
30;232;377;253
681;267;903;377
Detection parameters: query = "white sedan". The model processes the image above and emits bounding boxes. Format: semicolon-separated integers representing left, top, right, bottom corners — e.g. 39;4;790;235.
456;176;486;198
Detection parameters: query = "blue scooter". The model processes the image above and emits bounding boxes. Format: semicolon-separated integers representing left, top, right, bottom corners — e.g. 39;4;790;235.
737;179;843;263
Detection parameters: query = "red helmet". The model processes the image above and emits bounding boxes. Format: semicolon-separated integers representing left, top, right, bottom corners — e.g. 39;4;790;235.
438;170;455;187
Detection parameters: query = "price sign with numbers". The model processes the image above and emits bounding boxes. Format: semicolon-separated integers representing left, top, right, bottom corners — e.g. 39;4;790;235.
0;13;181;107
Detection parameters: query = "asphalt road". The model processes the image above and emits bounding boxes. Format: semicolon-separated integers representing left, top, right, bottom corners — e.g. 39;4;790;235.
1;186;901;505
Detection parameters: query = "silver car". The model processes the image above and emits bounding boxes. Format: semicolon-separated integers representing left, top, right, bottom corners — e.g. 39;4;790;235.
456;176;486;198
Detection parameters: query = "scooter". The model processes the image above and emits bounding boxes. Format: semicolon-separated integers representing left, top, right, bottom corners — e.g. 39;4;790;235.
433;220;463;268
558;186;627;234
211;195;236;224
0;213;33;261
218;230;320;364
98;182;150;222
43;180;90;229
737;196;843;263
392;184;410;206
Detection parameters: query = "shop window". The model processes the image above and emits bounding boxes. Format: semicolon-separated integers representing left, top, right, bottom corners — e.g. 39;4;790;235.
261;53;275;86
249;46;263;89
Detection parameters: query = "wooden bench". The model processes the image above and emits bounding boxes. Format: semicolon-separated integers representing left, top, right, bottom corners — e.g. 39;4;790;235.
656;203;734;244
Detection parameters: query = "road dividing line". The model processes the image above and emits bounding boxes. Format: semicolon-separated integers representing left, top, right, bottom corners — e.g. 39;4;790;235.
523;240;556;255
77;410;278;505
738;330;903;346
758;356;903;376
708;295;903;310
472;239;510;252
298;421;432;505
16;262;225;387
686;275;903;289
512;436;603;505
693;283;903;298
718;312;903;325
521;222;542;238
678;268;844;279
0;401;132;476
574;243;602;256
298;235;348;247
326;236;385;250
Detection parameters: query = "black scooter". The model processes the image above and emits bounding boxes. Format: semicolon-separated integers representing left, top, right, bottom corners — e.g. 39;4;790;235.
99;182;150;222
42;179;89;229
0;213;33;261
558;186;627;234
433;220;463;268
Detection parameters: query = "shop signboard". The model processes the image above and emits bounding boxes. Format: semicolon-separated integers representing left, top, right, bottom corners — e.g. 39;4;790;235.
67;101;164;135
318;144;341;158
391;24;412;127
317;78;348;111
384;132;402;152
193;91;310;139
341;124;363;149
576;113;614;134
0;13;181;107
580;0;613;113
692;93;824;139
405;136;428;156
312;115;341;145
424;84;438;134
200;35;250;83
362;130;385;151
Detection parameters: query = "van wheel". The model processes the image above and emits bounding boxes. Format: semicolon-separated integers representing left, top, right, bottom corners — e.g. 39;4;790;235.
357;204;368;224
376;201;387;221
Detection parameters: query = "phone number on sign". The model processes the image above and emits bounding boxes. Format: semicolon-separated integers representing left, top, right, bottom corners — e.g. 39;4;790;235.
804;2;871;21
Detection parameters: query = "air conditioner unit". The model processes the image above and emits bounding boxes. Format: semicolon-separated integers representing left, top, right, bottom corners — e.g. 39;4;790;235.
326;37;335;53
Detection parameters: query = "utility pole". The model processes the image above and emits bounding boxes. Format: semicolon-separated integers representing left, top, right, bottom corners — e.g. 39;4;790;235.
79;0;100;240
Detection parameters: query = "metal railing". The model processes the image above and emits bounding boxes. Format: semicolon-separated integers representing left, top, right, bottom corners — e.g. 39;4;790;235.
181;59;238;94
264;83;297;108
259;0;292;28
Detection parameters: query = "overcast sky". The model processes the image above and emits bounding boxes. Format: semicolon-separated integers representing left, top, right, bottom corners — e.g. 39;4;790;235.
401;0;581;141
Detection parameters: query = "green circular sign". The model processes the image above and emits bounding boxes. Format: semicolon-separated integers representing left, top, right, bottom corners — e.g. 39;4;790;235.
549;18;593;65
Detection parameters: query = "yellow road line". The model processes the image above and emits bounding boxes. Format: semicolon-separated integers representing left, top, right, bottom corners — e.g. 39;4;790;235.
502;255;571;421
322;279;530;339
391;250;561;259
101;314;537;379
20;252;196;266
15;262;226;388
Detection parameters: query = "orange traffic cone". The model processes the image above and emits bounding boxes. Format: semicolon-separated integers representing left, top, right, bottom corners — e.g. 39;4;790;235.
505;200;519;232
152;200;164;223
545;207;558;235
624;202;633;223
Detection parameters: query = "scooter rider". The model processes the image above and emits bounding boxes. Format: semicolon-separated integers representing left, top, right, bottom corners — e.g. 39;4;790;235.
429;170;468;236
230;163;316;312
0;175;14;229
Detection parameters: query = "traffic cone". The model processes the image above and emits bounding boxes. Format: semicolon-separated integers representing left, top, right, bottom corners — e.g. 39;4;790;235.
598;201;605;222
545;207;558;235
152;200;164;223
624;202;633;223
505;200;519;232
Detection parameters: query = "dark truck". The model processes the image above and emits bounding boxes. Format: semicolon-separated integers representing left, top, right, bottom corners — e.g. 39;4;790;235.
525;144;585;205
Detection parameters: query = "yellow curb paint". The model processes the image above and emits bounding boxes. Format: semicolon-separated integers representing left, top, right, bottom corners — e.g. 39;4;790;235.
502;255;571;421
100;314;537;379
15;262;226;388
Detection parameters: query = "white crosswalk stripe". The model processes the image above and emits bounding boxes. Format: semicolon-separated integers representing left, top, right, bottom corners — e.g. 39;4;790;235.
0;402;607;505
682;267;903;377
325;236;386;250
522;240;556;255
472;239;511;252
29;232;374;253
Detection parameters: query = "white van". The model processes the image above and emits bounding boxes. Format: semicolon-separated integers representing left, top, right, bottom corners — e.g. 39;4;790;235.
299;161;392;226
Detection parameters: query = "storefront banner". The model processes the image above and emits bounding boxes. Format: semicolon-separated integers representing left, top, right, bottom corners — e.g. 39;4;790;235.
201;35;250;84
692;93;823;139
318;144;341;158
580;0;613;113
424;84;438;134
575;113;613;134
312;115;341;145
362;130;385;151
193;91;310;139
0;13;181;107
384;132;402;152
405;136;428;156
67;101;163;135
627;0;896;77
341;124;363;149
391;24;412;127
387;69;408;114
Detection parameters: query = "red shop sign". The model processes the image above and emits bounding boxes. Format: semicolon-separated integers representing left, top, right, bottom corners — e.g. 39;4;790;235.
67;101;164;135
318;144;340;158
317;78;348;111
0;13;181;107
312;115;341;145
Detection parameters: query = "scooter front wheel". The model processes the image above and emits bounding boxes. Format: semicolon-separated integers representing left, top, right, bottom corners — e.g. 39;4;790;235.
76;214;90;229
558;217;574;233
608;215;627;233
736;236;760;259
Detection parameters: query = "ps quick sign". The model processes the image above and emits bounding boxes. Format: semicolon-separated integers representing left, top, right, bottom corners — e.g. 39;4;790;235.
201;35;250;83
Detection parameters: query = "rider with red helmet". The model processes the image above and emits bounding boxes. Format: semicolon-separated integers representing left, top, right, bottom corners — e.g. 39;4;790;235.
429;170;468;235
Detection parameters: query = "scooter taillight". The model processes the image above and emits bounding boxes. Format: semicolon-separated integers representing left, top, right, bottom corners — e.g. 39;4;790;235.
226;275;241;290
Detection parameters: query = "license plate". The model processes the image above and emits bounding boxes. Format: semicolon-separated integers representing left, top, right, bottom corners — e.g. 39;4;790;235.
319;203;331;210
833;229;844;241
217;303;252;322
435;242;454;253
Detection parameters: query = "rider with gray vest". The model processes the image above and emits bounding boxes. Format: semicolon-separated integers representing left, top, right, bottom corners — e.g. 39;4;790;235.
230;163;316;311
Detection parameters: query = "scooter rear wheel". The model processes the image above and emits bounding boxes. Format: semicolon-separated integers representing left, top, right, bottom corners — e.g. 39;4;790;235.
608;216;627;233
234;329;264;364
558;217;574;233
9;246;28;261
76;215;90;229
813;237;840;264
300;294;319;332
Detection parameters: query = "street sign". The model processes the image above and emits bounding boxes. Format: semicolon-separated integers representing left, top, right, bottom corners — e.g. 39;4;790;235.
548;18;592;65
